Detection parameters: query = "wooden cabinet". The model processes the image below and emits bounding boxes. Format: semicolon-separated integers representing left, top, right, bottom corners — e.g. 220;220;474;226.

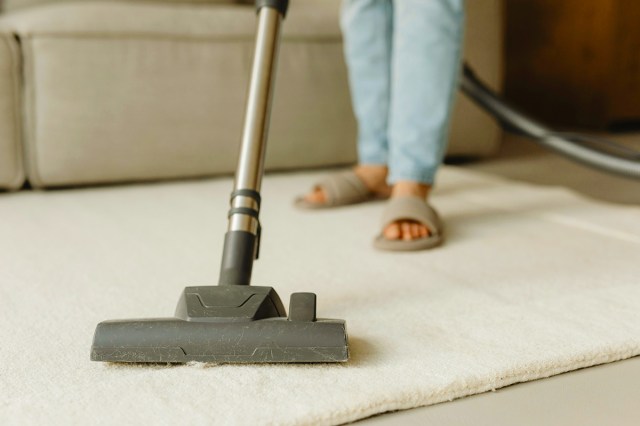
505;0;640;130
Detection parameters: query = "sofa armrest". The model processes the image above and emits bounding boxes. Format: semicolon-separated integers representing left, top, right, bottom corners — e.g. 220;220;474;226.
0;31;24;190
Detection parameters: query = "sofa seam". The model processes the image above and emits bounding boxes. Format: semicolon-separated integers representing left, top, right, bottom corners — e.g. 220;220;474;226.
12;31;342;43
20;34;44;189
1;33;25;190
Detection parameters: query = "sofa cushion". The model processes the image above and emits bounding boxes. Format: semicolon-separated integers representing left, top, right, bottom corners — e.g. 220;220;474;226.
449;0;503;159
0;32;24;190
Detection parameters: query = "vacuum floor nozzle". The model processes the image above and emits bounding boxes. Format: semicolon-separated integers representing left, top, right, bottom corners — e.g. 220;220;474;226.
91;286;349;363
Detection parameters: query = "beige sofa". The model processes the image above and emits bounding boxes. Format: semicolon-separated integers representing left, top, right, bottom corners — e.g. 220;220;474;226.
0;0;503;189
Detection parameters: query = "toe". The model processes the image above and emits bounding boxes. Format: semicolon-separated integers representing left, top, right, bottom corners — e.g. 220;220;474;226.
383;220;433;242
401;222;412;241
411;223;420;239
383;223;401;240
405;220;432;240
304;187;326;204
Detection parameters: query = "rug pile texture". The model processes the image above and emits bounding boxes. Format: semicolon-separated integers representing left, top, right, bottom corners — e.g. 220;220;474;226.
1;167;639;425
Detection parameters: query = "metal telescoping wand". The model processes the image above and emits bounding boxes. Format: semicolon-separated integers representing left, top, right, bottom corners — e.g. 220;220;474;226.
229;6;281;235
218;1;288;286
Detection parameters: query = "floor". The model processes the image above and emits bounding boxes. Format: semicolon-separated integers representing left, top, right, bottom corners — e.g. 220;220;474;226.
462;133;640;205
360;356;640;426
357;133;640;425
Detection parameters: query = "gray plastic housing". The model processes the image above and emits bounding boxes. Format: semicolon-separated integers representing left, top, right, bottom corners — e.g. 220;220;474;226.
91;286;349;363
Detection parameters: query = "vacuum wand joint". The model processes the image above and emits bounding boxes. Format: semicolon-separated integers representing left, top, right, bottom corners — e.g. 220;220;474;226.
255;0;289;18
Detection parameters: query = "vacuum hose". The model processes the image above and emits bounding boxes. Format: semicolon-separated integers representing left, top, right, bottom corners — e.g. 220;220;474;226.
460;64;640;180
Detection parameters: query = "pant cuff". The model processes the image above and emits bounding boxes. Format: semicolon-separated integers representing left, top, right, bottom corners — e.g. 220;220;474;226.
387;168;437;186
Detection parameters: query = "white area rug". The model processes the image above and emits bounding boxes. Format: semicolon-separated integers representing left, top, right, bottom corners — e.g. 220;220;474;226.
1;167;639;425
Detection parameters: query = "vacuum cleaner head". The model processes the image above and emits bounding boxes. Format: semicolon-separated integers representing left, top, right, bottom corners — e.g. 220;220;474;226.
91;286;349;363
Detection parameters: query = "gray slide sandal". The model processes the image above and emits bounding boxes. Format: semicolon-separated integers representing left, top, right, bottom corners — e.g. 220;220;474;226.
294;170;386;209
374;196;444;251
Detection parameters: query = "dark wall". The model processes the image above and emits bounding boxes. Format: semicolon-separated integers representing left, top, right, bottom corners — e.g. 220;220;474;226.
505;0;640;130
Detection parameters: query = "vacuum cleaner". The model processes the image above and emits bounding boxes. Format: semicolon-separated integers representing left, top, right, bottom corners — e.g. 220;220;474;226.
90;0;349;364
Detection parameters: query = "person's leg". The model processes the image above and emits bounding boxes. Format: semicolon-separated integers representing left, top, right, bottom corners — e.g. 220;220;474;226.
342;0;393;168
384;0;465;240
304;0;393;204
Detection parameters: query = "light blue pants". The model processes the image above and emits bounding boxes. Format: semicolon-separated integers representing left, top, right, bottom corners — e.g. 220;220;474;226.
341;0;465;185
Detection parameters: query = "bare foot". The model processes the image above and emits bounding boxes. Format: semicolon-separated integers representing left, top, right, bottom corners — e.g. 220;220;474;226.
303;165;392;205
382;181;432;241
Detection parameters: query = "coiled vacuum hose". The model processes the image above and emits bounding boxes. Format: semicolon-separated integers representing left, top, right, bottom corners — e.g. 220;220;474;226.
461;64;640;180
